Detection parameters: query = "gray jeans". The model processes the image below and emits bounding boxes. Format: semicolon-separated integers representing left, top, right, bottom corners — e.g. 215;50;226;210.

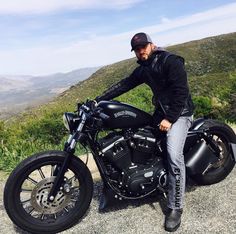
166;116;193;209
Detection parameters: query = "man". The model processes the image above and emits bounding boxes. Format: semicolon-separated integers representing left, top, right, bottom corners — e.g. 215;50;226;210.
95;32;194;232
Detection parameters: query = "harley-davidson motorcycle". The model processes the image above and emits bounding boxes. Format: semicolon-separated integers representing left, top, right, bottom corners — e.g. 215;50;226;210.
4;100;236;233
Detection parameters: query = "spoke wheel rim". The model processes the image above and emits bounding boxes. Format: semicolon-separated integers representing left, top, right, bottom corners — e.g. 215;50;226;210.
19;163;81;221
211;134;228;168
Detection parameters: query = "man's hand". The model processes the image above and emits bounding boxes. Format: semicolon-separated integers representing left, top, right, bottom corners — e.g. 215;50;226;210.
159;119;172;132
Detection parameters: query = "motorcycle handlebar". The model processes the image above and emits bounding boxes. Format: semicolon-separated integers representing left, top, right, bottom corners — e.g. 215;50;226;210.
77;101;110;121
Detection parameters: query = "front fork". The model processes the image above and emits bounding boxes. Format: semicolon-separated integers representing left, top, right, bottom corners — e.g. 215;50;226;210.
48;111;86;201
47;129;89;201
47;144;74;202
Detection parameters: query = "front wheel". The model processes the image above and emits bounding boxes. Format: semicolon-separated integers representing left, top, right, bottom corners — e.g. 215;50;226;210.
192;120;236;185
4;150;93;234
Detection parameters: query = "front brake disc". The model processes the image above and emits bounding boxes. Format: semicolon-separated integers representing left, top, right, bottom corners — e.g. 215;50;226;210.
31;176;71;214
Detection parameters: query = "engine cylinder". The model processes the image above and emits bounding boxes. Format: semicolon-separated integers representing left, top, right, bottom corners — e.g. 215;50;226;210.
99;133;132;169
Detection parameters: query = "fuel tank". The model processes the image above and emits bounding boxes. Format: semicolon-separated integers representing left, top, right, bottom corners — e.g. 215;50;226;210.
97;101;153;129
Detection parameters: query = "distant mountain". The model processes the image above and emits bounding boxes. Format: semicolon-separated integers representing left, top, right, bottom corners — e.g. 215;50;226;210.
0;67;99;119
2;32;236;122
0;76;32;92
30;68;101;92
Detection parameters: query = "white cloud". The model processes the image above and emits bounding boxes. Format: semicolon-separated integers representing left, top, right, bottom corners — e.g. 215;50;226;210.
0;2;236;75
160;17;171;24
132;2;236;37
0;0;144;14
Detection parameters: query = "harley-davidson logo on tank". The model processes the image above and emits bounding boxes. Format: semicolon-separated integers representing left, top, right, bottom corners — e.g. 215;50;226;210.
114;110;137;118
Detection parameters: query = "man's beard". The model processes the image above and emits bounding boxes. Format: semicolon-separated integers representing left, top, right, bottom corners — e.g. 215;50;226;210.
139;53;149;61
139;49;154;61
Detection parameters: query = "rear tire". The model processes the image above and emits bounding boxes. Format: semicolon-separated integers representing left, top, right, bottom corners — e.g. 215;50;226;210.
192;120;236;185
4;150;93;234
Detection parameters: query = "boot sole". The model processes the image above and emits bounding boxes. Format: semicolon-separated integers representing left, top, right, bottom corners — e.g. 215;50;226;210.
164;222;181;232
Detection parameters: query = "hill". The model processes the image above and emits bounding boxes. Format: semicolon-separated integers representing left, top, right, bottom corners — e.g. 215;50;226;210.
0;32;236;171
0;67;99;119
51;32;236;119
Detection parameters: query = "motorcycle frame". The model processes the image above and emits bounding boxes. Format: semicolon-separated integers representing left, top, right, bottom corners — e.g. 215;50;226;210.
90;118;223;198
47;117;227;201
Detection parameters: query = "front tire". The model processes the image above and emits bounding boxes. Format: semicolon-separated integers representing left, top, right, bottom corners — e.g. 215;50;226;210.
192;120;236;185
4;150;93;234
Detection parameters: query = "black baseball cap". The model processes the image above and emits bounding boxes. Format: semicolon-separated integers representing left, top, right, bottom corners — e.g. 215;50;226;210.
130;32;153;51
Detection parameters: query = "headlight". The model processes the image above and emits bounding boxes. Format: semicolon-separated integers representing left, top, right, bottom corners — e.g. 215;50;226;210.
63;112;78;132
63;114;70;131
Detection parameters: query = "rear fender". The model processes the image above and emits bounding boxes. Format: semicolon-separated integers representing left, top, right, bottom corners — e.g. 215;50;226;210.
189;117;205;130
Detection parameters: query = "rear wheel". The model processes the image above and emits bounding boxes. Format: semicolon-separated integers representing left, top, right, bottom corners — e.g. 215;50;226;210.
192;120;236;185
4;150;93;234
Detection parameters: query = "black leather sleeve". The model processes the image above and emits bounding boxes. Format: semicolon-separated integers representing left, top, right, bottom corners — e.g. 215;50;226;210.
95;67;144;102
164;56;190;123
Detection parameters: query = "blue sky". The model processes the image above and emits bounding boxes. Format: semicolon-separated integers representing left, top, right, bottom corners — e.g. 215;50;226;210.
0;0;236;76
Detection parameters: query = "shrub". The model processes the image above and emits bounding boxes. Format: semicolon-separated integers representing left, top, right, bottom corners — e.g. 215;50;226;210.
192;96;212;117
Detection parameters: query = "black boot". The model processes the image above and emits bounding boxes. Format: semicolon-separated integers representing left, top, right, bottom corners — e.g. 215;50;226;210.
164;208;182;232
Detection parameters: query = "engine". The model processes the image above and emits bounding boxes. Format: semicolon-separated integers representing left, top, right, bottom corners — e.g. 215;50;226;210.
98;128;167;197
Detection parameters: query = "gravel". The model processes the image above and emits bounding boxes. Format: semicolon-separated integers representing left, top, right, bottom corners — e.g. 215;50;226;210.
1;165;236;234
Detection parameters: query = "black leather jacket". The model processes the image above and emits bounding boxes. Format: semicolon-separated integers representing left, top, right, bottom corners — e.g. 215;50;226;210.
96;49;194;123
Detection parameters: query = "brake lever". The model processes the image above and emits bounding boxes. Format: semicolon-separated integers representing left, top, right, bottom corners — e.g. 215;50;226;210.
75;102;83;113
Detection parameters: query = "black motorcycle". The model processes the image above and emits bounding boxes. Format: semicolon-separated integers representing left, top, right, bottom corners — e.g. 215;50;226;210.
4;100;236;234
